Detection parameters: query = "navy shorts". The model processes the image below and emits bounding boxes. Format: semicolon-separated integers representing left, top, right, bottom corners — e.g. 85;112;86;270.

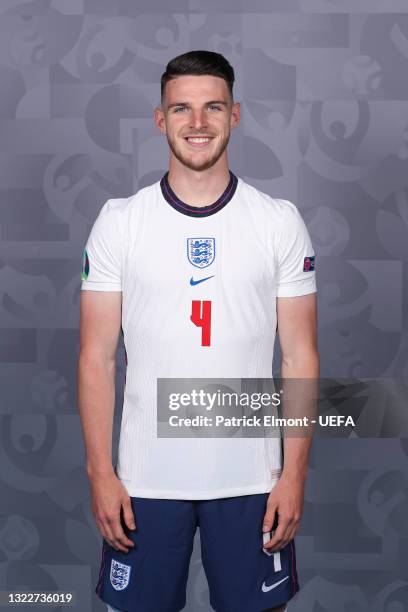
95;493;299;612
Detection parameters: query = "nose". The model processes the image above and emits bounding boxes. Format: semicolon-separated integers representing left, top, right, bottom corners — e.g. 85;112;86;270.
190;108;208;131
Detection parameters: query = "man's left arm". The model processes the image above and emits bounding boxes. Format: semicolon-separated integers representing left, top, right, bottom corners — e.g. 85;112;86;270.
263;292;319;552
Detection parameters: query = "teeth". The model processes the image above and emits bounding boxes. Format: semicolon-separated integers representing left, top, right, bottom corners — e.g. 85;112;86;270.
187;137;210;143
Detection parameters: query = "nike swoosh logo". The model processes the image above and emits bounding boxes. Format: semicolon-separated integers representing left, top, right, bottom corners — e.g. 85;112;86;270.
261;576;289;593
190;275;214;286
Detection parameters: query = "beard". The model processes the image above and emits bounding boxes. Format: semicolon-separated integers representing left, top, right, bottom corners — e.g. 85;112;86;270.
166;131;231;172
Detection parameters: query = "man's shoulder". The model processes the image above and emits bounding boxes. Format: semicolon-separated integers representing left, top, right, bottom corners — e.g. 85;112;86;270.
100;183;161;225
238;176;297;218
102;180;159;217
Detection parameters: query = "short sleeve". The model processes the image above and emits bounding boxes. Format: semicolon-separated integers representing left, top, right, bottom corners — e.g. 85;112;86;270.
81;199;123;291
275;200;317;297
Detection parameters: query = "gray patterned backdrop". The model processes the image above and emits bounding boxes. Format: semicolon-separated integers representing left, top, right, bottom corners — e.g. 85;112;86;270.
1;0;408;610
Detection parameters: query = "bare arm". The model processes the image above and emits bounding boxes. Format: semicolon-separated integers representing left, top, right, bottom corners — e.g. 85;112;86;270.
78;290;135;552
263;292;319;552
78;291;121;477
279;291;319;481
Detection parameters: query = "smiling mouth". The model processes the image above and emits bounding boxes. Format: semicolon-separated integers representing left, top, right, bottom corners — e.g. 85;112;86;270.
184;136;214;148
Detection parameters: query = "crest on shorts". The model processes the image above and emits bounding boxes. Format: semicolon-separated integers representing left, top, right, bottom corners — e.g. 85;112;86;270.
187;238;215;268
110;558;131;591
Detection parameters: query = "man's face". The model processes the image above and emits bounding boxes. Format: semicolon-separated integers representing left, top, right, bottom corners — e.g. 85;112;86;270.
154;75;240;172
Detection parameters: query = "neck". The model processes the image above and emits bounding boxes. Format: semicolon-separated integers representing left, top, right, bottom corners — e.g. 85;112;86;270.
167;159;231;207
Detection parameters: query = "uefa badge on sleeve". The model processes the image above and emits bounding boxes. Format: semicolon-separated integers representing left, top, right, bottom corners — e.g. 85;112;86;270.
110;558;131;591
303;255;315;272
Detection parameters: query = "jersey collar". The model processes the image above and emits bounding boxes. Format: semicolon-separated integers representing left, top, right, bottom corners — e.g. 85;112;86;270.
160;170;238;218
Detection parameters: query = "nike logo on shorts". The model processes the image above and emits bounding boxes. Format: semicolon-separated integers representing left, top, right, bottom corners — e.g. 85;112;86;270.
261;575;289;593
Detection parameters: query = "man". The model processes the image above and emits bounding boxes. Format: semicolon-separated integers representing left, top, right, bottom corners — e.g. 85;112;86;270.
78;50;319;612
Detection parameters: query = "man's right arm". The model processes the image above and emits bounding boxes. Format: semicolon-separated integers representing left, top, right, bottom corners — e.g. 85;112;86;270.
77;290;135;552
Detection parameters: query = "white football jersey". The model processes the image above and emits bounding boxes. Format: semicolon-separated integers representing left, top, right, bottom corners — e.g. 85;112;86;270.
80;171;317;499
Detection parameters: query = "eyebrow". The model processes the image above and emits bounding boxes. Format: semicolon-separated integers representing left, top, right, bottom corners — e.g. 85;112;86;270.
167;100;228;109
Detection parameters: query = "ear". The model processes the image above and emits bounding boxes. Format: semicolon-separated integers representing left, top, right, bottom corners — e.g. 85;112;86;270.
230;101;241;129
153;106;167;134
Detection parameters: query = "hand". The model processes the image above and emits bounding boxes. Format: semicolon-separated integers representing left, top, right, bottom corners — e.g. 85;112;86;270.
262;474;305;553
90;472;136;552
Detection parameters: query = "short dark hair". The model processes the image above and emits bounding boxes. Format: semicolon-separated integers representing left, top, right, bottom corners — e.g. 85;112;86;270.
160;50;235;104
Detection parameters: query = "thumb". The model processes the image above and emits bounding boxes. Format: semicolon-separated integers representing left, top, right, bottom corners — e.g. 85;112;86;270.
122;497;136;531
262;504;277;533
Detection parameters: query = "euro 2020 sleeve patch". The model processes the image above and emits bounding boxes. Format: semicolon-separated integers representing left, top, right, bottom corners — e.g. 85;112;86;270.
81;248;90;280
